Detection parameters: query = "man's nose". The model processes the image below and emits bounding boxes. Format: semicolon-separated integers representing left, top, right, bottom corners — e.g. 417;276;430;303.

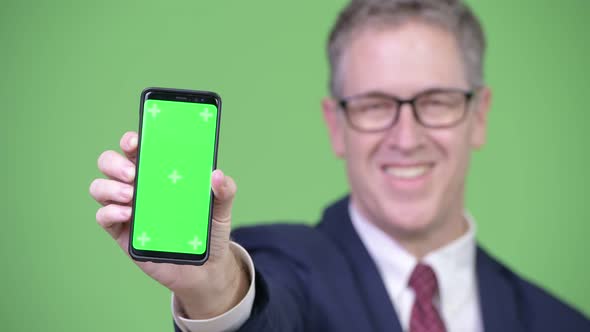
384;103;425;151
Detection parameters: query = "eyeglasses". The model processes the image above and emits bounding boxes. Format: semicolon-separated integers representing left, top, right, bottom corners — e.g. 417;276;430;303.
338;88;475;132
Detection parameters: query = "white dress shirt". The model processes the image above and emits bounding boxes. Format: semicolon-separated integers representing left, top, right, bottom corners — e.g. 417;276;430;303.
349;204;483;332
173;204;484;332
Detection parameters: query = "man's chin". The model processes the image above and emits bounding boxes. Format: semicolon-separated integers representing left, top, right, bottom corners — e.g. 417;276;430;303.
378;209;437;238
354;192;438;235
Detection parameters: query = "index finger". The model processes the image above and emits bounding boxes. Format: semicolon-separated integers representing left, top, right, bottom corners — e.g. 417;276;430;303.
119;131;138;162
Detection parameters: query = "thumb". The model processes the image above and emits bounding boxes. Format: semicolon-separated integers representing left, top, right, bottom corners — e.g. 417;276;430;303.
208;170;237;263
211;169;237;224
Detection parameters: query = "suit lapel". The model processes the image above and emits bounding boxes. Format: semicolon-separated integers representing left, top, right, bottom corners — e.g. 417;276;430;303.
318;197;404;332
317;197;530;332
476;247;525;332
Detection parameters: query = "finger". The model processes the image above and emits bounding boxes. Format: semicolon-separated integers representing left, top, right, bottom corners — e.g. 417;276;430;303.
96;204;132;238
208;170;237;262
119;131;138;162
89;178;134;206
210;169;237;224
98;150;136;184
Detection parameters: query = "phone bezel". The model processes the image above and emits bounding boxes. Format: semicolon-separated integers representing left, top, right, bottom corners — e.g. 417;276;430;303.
128;87;221;266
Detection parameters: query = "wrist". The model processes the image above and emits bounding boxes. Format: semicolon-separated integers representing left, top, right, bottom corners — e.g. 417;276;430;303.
175;245;250;319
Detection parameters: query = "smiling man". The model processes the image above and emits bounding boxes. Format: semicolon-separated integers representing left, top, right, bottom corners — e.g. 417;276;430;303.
90;0;589;331
323;19;488;260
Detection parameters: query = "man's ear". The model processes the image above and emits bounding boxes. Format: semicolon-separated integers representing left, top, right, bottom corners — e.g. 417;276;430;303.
322;97;346;158
470;86;492;150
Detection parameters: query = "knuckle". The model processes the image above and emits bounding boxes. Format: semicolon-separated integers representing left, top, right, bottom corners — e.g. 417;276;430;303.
214;214;232;224
213;203;233;223
97;204;115;222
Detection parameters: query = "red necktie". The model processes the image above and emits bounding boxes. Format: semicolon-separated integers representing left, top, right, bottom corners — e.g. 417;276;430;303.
409;263;446;332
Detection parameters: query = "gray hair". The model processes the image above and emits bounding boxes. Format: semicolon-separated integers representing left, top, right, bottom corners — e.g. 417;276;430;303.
327;0;486;96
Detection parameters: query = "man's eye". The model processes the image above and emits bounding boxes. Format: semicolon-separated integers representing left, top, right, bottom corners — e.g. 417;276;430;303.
423;98;451;106
421;93;464;107
358;100;392;112
363;102;388;110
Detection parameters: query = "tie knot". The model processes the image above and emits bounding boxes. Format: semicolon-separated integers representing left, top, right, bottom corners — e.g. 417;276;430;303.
409;263;439;301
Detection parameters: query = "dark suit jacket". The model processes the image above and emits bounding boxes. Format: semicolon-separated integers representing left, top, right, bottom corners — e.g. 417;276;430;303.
174;197;590;331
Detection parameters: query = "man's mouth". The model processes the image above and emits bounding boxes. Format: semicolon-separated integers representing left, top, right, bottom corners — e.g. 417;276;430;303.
383;164;433;180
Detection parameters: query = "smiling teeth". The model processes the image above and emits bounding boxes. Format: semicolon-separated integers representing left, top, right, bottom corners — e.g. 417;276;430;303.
385;166;429;179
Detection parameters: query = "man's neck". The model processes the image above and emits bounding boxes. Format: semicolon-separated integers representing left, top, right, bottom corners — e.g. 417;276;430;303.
351;200;469;259
394;214;468;259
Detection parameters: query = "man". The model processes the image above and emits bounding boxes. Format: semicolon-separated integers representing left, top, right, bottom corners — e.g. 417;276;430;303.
90;0;589;331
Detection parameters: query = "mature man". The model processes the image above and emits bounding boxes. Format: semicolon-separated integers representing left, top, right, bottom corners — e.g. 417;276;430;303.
90;0;589;331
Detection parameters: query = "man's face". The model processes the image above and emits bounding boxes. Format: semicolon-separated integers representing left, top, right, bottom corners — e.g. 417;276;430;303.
323;22;491;240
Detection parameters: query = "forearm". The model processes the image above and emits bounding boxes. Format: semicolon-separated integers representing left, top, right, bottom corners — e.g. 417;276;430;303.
172;242;309;332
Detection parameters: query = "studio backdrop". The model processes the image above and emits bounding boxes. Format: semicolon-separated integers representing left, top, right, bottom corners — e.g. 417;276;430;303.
0;0;588;331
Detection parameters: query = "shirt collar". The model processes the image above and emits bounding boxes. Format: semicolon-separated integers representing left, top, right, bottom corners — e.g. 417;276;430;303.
349;203;416;298
423;211;477;315
348;203;477;315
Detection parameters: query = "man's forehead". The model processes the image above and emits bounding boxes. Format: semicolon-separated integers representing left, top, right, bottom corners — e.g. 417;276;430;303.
338;22;469;96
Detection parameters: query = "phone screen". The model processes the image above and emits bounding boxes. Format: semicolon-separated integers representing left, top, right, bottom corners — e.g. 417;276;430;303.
130;89;220;263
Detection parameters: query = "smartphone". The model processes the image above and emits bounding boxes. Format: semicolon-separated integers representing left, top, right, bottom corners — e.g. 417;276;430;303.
129;87;221;265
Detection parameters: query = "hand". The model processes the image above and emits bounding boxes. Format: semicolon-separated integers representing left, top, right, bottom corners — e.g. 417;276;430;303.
89;131;248;319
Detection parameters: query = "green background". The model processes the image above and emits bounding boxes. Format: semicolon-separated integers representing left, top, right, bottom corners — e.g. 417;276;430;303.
1;0;588;330
133;99;217;255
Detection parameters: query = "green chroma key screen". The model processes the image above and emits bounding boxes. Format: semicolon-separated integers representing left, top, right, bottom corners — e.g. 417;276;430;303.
132;98;218;255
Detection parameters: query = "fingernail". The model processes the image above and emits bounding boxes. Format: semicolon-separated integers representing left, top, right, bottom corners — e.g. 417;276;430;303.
129;136;138;148
125;166;135;180
122;207;132;218
122;187;134;200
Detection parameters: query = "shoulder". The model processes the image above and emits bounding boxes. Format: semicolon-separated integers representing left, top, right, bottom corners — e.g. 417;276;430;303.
477;247;590;330
515;274;590;330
